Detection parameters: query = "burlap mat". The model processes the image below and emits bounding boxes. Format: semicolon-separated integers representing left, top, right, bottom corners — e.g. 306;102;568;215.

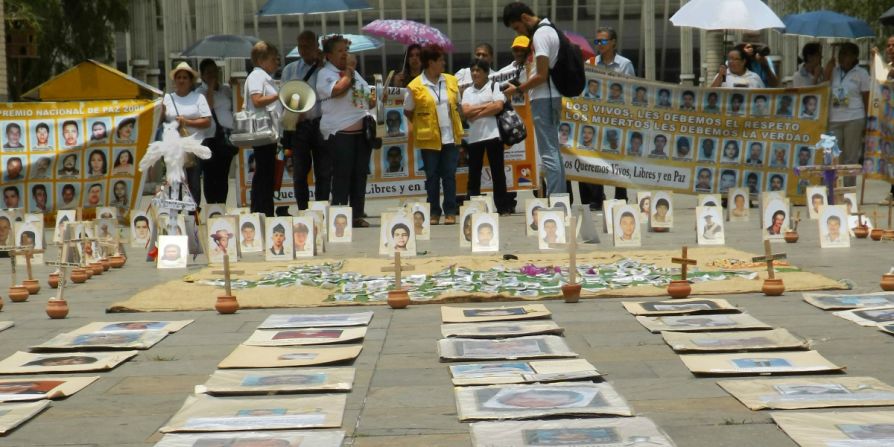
107;247;845;313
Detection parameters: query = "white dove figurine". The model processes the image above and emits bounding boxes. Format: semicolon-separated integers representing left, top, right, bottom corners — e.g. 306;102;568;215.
138;122;212;184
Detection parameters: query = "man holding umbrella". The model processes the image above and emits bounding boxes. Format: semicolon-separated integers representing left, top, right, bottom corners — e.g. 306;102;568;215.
281;30;330;209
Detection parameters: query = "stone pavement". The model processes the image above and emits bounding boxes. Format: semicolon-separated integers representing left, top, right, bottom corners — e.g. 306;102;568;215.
1;181;893;447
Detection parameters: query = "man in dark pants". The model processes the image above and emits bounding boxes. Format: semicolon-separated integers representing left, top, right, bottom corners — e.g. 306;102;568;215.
281;30;330;210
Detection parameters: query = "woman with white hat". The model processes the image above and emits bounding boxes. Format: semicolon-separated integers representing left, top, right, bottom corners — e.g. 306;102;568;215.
162;61;215;208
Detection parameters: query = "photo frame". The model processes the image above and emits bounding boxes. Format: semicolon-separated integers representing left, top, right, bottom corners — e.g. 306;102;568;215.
455;382;633;421
818;204;849;248
696;205;725;245
661;328;808;353
524;198;549;237
612;203;640;247
197;367;355;395
207;216;238;264
649;191;673;229
265;217;294;261
327;206;352;243
237;213;263;254
157;235;188;269
727;187;750;221
537;210;565;250
472;213;499;253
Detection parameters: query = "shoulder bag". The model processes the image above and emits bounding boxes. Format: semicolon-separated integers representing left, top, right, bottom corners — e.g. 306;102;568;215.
491;82;527;147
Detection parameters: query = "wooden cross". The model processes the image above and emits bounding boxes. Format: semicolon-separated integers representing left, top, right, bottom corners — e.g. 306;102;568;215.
549;215;579;284
380;251;415;290
211;253;244;296
45;225;78;301
0;245;29;286
752;240;787;280
888;200;893;230
13;247;44;282
791;212;801;232
851;210;866;228
671;246;698;281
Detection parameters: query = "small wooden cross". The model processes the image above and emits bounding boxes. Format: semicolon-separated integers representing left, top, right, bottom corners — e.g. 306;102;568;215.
549;215;579;284
14;247;45;282
671;246;698;281
211;253;244;296
752;240;787;280
380;251;415;290
851;210;866;228
791;212;801;232
0;245;29;286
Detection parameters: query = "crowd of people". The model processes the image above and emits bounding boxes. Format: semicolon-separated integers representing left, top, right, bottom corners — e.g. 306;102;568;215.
155;1;892;224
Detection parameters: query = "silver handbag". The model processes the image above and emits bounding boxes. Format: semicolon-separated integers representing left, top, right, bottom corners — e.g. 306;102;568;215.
231;110;279;146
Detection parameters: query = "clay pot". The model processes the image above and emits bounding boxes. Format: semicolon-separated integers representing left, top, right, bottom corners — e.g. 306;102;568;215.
46;299;69;319
8;286;29;303
215;295;239;314
387;289;410;309
84;267;93;280
784;231;799;243
762;278;785;296
885;230;894;240
870;228;884;241
48;273;60;289
561;283;582;303
0;295;4;312
652;227;669;233
70;268;88;284
22;279;40;295
89;263;104;275
667;280;692;299
881;274;894;292
854;226;869;239
109;255;126;268
100;258;111;271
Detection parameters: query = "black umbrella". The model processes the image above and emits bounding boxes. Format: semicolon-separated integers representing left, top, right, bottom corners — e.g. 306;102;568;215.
882;6;894;27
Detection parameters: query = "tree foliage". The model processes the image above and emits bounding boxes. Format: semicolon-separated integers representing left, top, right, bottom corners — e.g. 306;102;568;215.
5;0;130;100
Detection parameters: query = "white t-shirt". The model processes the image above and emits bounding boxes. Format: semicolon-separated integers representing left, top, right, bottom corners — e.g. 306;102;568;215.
244;67;282;116
830;65;870;122
792;63;822;88
162;91;214;140
196;84;234;130
530;18;560;100
461;80;505;143
722;70;765;89
403;73;456;146
317;62;372;140
455;67;496;88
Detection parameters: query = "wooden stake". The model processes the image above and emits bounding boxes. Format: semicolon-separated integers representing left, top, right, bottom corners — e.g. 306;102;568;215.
381;251;415;290
211;253;244;297
671;246;698;281
752;240;787;280
548;215;579;284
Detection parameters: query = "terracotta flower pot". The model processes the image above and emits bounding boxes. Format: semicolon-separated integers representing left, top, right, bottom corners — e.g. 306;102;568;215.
561;283;582;303
0;295;4;312
667;280;692;299
387;289;410;309
70;268;88;284
854;226;869;239
8;286;29;303
881;274;894;292
89;263;104;275
762;278;785;296
885;230;894;240
652;227;669;233
100;258;111;271
22;279;40;295
870;228;884;241
109;255;125;268
215;295;239;314
48;273;60;289
784;231;799;243
46;299;69;319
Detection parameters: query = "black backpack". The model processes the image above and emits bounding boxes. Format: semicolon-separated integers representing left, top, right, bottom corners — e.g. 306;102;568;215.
535;19;585;98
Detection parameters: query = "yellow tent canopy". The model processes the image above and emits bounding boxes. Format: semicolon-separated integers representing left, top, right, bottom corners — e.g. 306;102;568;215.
21;60;163;101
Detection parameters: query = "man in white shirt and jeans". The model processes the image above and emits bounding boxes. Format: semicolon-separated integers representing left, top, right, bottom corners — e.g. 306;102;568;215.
502;1;567;196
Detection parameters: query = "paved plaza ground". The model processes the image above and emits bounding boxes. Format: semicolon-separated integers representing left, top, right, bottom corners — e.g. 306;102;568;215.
1;180;893;447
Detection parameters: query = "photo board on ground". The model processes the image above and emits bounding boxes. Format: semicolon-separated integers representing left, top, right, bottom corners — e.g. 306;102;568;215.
242;327;367;347
449;359;600;386
718;376;894;410
0;400;50;434
0;351;138;374
0;376;98;402
636;313;772;333
440;321;564;338
154;431;346;447
469;417;676;447
217;345;362;369
31;330;168;351
441;305;551;323
771;411;894;447
833;306;894;327
679;350;844;375
622;298;738;316
802;292;894;310
70;320;193;334
258;312;374;329
159;394;345;432
455;382;633;421
438;336;577;361
195;368;355;395
661;328;809;352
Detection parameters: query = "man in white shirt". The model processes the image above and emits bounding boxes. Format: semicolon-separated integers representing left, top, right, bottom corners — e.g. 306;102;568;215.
502;2;567;196
281;30;330;210
455;43;496;91
823;42;870;187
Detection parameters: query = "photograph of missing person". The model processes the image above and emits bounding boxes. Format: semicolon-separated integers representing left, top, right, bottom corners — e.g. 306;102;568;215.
30;121;54;151
766;172;787;192
776;94;795;117
727;187;750;221
728;92;746;115
703;91;722;113
114;116;138;144
648;133;670;158
86;117;111;144
602;127;623;152
745;141;765;166
751;94;770;116
558;122;574;149
626;131;645;157
694;167;715;193
28;183;51;214
111;148;136;176
613;204;641;247
743;170;763;195
290;216;314;258
720;139;741;164
207;216;237;264
582;78;601;100
806;186;828;220
409;202;430;241
384;214;416;257
265;218;294;261
56;153;80;178
28;155;52;180
819;204;849;248
384;108;406;138
548;194;570;217
537;210;566;250
696;206;725;245
129;212;152;248
459;204;483;248
577;124;597;150
698;137;719;162
636;191;651;222
763;198;790;240
606;82;624;103
1;121;26;150
601;199;624;234
631;84;649;106
650;191;673;229
769;143;790;168
328;206;352;243
454;382;632;420
655;88;672;108
799;94;819;119
680;90;697;111
81;182;104;208
58;119;83;148
382;144;408;177
472;213;499;253
674;135;693;160
2;156;25;183
237;214;263;253
718;169;738;194
525;198;549;237
14;221;42;254
157;235;188;269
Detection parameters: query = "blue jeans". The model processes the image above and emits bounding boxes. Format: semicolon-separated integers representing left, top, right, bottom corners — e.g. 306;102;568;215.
530;97;566;195
421;144;459;217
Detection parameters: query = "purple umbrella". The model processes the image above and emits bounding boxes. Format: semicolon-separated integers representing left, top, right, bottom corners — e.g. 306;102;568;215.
362;19;454;52
564;31;595;61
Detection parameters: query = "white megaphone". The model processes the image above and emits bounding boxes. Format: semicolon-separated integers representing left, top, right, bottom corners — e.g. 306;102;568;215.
278;80;317;131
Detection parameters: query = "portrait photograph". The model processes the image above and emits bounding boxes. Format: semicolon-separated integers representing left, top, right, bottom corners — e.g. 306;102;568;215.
799;94;820;119
385;214;415;257
744;141;765;166
537;210;566;250
33;330;167;351
455;382;632;421
1;120;26;151
308;201;329;237
613;204;641;247
28;155;53;180
655;87;673;108
718;168;738;193
806;186;828;220
29;120;54;151
769;143;790;168
381;144;408;177
694;167;715;193
113;116;138;145
2;155;25;182
111;148;136;176
525;198;549;237
631;84;649;106
697;137;719;162
577;124;598;150
625;130;645;156
750;94;770;116
839;306;894;326
157;235;188;269
53;210;76;243
582;78;601;100
648;132;670;158
674;135;693;160
766;172;787;193
56;153;80;178
606;81;624;103
58;118;84;149
0;351;137;374
743;170;763;194
413;148;425;176
384;108;406;138
439;335;575;361
703;91;722;113
207;216;238;264
720;139;741;164
727;187;750;221
409;202;430;241
287;217;311;259
472;213;499;253
557;121;575;148
727;93;746;115
81;182;105;208
763;198;790;240
0;377;99;402
328;206;352;243
130;212;152;248
86;117;112;144
235;214;262;254
636;191;651;222
548;193;570;217
775;94;795;117
650;191;673;229
27;183;52;214
679;89;698;111
265;217;294;261
696;206;725;245
818;205;849;248
459;204;481;248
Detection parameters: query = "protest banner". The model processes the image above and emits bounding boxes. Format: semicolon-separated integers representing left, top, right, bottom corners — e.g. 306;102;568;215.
864;54;894;183
561;66;829;202
0;100;160;221
236;72;539;206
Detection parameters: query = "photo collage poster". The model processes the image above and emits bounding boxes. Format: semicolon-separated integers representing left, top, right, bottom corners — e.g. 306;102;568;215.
864;53;894;184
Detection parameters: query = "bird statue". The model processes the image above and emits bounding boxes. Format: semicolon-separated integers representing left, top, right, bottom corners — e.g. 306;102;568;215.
138;122;212;185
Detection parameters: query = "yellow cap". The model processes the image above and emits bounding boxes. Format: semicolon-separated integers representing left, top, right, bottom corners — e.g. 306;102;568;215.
511;35;530;49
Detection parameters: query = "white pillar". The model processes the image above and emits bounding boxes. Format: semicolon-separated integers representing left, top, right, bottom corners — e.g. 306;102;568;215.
678;0;694;85
702;30;724;86
641;0;655;80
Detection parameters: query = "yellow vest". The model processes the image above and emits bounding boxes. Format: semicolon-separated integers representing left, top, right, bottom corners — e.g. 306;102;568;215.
407;73;464;150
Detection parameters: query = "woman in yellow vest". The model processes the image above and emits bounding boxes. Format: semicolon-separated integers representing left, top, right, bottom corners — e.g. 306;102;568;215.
404;44;464;225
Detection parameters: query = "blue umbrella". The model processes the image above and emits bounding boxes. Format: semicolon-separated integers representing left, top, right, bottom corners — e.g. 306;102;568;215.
258;0;372;16
781;10;874;39
180;35;261;59
286;34;383;58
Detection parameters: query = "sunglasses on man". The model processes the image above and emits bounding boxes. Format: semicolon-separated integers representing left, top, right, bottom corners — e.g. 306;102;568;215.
593;39;612;45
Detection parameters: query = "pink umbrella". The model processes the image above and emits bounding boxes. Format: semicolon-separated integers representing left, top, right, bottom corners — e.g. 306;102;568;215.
564;31;595;61
362;19;454;52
